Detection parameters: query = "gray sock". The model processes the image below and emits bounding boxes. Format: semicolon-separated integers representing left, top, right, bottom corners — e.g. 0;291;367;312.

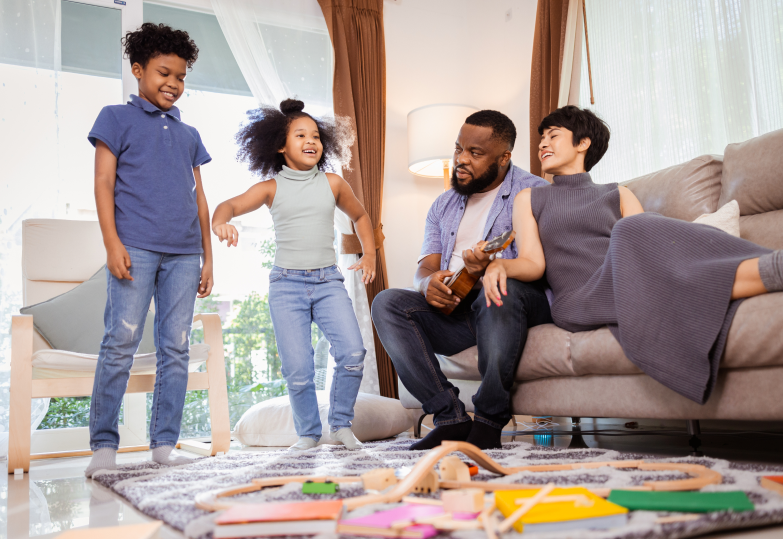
85;447;117;478
331;428;363;450
152;445;196;466
289;437;319;451
759;251;783;292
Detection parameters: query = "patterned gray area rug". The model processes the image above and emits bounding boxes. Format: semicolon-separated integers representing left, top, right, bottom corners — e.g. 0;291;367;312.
91;438;783;539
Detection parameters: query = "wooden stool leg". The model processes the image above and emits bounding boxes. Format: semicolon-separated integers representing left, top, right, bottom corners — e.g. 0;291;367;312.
9;315;34;474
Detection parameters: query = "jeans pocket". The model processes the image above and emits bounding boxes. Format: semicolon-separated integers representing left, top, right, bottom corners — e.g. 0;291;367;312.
270;269;284;283
326;267;345;283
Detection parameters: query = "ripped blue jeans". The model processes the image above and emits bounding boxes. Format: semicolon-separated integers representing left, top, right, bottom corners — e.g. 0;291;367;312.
89;246;201;451
269;265;366;440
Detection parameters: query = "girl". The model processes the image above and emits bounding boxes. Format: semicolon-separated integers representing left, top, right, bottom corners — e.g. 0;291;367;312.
483;105;782;405
212;99;375;450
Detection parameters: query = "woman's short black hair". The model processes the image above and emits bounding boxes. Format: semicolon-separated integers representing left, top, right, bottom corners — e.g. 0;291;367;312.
538;106;610;171
236;99;354;178
122;23;199;69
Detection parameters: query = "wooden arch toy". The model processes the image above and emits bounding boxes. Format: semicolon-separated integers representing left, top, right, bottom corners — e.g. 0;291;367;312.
194;441;722;512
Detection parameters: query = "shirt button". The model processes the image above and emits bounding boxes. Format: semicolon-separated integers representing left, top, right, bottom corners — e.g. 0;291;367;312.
451;232;454;236
161;114;165;118
163;126;168;129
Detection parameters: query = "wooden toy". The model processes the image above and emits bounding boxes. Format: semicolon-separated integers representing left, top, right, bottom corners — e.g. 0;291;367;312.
302;480;339;494
439;456;471;482
194;441;723;515
442;489;484;513
412;470;439;494
361;468;398;491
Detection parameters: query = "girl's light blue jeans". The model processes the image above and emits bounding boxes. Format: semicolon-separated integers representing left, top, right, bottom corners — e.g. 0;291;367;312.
269;265;366;441
89;246;201;451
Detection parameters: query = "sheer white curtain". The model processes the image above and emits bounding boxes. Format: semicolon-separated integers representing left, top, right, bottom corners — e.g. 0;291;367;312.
210;0;333;109
580;0;783;185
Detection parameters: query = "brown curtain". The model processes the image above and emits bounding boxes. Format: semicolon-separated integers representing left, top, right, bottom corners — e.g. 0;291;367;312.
529;0;570;177
318;0;398;398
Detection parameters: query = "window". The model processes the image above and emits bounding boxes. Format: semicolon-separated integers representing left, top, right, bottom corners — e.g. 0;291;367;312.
0;0;336;449
580;0;783;184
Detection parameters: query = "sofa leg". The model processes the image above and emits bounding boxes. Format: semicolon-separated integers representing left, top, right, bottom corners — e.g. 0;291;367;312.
568;417;590;449
687;420;703;457
414;413;427;439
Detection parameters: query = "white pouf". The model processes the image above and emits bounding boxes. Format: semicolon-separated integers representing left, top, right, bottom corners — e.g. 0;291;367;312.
233;391;421;447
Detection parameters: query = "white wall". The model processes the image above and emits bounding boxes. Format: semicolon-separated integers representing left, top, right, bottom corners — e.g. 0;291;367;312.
382;0;539;288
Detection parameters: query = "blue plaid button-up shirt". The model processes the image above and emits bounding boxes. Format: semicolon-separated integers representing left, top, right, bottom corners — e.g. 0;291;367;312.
419;163;548;270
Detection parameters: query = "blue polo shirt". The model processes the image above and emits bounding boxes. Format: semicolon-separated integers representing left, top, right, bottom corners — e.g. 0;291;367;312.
88;95;211;254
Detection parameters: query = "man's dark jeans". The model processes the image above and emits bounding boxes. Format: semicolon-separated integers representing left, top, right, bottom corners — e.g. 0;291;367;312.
371;279;552;430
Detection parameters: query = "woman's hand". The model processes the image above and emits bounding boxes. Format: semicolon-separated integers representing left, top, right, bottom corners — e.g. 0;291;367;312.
198;259;214;298
212;223;239;247
349;253;377;284
483;259;508;307
106;239;133;281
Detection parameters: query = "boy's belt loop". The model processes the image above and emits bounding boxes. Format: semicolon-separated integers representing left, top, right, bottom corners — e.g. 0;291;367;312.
282;268;288;277
320;267;325;281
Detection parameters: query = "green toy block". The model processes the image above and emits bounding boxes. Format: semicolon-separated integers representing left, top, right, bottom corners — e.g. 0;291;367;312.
302;480;339;494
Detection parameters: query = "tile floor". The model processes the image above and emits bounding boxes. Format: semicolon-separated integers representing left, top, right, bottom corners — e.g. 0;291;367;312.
3;420;783;538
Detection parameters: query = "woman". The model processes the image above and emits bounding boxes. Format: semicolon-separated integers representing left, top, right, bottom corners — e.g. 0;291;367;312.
483;106;782;404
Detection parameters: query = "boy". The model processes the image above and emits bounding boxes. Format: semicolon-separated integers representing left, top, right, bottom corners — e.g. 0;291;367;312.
84;23;213;477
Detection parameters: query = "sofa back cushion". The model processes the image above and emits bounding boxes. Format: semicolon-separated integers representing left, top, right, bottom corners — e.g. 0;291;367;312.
622;155;723;221
720;128;783;249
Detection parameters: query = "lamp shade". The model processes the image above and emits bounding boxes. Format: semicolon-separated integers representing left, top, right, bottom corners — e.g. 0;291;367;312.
407;104;479;178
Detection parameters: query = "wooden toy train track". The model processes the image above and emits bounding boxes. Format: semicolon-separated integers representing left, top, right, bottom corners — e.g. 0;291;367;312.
194;441;722;512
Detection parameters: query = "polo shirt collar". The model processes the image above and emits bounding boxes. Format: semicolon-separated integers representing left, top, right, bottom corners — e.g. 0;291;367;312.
128;94;181;121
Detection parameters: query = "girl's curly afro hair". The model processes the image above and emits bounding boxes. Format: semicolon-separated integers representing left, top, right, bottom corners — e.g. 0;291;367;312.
236;98;355;179
122;23;199;69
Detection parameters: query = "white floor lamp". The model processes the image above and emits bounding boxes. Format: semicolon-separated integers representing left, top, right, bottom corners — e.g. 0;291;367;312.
407;104;479;191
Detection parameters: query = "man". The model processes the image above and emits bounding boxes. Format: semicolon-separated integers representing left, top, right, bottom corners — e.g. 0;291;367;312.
371;110;551;450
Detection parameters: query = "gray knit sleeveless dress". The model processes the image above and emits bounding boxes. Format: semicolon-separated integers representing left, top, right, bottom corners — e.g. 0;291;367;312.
531;173;771;404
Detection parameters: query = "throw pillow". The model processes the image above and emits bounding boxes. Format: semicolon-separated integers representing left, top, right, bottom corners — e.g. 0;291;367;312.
233;391;420;447
20;266;156;355
692;199;740;237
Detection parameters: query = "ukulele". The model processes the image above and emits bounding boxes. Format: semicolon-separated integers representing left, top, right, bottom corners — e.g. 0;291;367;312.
439;230;516;315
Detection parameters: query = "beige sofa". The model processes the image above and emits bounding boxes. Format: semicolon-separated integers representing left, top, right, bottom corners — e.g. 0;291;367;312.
399;129;783;436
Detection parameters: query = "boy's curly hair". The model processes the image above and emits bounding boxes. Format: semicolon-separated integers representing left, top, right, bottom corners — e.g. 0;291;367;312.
236;98;355;178
122;23;199;69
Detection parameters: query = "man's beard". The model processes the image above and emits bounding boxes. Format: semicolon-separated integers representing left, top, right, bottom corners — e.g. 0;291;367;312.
451;160;500;196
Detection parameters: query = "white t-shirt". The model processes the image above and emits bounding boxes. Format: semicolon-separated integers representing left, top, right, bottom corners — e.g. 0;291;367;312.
447;183;503;273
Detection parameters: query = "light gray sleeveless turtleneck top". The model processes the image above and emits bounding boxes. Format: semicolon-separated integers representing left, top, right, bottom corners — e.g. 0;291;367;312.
269;165;337;270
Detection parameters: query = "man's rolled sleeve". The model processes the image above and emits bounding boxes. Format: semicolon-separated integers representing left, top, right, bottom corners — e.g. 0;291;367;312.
418;201;443;263
88;107;122;157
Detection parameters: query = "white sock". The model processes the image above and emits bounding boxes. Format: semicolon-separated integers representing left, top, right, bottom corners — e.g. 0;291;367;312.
289;437;319;451
85;447;117;478
331;428;363;450
152;445;196;466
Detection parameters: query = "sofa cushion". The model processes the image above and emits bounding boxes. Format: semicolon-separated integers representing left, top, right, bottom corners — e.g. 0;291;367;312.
622;155;723;221
739;210;783;250
719;128;783;216
436;324;572;381
435;292;783;384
